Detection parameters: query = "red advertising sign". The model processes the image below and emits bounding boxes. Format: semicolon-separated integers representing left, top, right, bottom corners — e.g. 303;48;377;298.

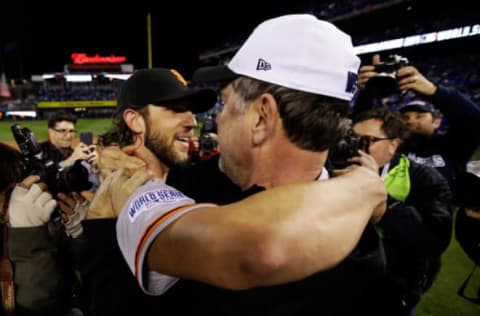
71;53;126;64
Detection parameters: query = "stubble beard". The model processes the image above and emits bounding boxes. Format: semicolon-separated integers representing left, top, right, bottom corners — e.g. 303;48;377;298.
144;128;188;169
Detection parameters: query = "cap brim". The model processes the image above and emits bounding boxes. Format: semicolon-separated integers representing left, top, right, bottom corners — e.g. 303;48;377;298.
154;88;218;114
399;105;431;113
192;65;238;84
187;88;218;114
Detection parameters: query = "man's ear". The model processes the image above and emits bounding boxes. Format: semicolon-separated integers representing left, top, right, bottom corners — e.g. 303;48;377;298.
251;93;278;145
47;128;55;140
123;108;147;146
123;108;146;134
433;117;442;130
389;138;402;156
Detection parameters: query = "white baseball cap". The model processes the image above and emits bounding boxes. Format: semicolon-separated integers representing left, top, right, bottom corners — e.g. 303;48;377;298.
193;14;360;101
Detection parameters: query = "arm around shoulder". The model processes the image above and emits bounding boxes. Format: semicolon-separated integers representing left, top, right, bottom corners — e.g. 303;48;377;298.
145;165;386;289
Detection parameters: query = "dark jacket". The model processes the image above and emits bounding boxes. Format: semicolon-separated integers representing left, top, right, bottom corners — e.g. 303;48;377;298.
72;220;162;316
39;141;73;164
353;85;480;185
78;156;387;315
9;224;71;316
164;156;387;316
379;155;453;314
399;86;480;185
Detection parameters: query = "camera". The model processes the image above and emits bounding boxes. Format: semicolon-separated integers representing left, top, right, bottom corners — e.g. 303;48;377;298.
199;133;218;153
365;54;410;97
11;123;93;195
328;129;370;169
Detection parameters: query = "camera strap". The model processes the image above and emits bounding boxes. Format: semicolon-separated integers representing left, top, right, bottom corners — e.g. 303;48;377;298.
0;185;15;315
457;263;480;304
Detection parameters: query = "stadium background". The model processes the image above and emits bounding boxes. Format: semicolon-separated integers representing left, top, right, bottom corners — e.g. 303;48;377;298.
1;1;479;315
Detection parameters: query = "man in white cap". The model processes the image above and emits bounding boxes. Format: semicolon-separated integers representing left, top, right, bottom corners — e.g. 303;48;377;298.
102;14;387;315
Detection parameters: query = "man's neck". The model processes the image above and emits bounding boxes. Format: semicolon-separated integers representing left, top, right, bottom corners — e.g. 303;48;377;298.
249;141;327;189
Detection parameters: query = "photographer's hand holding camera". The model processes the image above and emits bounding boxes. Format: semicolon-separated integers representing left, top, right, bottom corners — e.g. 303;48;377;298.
358;53;436;97
62;142;97;168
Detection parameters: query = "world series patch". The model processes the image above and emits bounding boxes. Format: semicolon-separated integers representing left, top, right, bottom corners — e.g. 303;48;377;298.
128;188;191;222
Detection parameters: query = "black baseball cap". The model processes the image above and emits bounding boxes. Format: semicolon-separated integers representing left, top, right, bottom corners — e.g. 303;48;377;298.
117;68;217;114
192;65;239;84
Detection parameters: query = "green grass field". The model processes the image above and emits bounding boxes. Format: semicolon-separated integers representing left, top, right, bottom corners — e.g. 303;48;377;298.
0;118;114;143
1;118;479;315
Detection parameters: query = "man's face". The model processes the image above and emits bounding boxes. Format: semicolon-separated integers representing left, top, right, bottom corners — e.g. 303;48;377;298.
353;118;400;168
215;84;254;188
143;105;197;168
48;120;76;149
401;111;441;136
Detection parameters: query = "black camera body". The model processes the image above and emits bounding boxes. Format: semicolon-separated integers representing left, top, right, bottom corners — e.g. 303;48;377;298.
199;133;218;153
366;54;410;97
374;54;409;74
11;124;93;195
328;130;370;169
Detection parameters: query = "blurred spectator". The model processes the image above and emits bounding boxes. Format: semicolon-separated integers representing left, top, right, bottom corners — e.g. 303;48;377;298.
355;54;480;186
352;108;453;315
0;142;73;316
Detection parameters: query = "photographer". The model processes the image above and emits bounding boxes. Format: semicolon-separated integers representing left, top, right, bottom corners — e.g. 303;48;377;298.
351;108;453;316
42;111;97;169
354;53;480;186
0;143;72;316
198;132;219;161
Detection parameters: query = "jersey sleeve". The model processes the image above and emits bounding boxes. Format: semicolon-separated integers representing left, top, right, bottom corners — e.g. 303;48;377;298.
116;179;216;295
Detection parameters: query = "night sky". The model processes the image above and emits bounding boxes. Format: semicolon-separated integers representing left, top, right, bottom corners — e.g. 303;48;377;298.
0;1;317;80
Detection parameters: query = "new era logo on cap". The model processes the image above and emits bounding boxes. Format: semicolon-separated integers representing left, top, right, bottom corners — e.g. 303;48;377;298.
256;58;272;71
228;14;361;101
192;14;360;101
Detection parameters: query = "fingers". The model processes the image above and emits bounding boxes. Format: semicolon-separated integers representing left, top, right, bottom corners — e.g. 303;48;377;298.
88;144;97;153
99;146;146;171
465;208;480;221
372;54;381;65
23;183;43;201
132;146;165;179
35;191;53;207
19;175;41;189
122;144;139;156
119;169;151;195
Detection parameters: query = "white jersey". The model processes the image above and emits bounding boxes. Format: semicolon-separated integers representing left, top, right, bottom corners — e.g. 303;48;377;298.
116;178;216;295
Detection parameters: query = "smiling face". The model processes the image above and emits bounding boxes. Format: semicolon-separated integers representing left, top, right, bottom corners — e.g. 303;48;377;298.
143;104;197;168
401;111;441;136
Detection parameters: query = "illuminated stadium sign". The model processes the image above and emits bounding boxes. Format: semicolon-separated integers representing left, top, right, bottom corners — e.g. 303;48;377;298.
37;100;117;108
71;53;127;64
354;24;480;54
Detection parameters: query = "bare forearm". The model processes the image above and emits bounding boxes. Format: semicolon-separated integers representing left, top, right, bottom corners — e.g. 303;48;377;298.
148;166;386;289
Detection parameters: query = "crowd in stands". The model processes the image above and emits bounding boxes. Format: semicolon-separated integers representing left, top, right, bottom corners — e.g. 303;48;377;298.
36;84;118;102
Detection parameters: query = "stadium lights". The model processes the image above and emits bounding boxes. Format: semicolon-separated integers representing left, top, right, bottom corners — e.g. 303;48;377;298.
6;111;37;118
65;74;93;82
354;24;480;55
103;73;131;80
41;74;56;80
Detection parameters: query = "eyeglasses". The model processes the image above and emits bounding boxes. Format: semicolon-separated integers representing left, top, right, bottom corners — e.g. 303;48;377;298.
53;128;76;134
361;135;395;144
